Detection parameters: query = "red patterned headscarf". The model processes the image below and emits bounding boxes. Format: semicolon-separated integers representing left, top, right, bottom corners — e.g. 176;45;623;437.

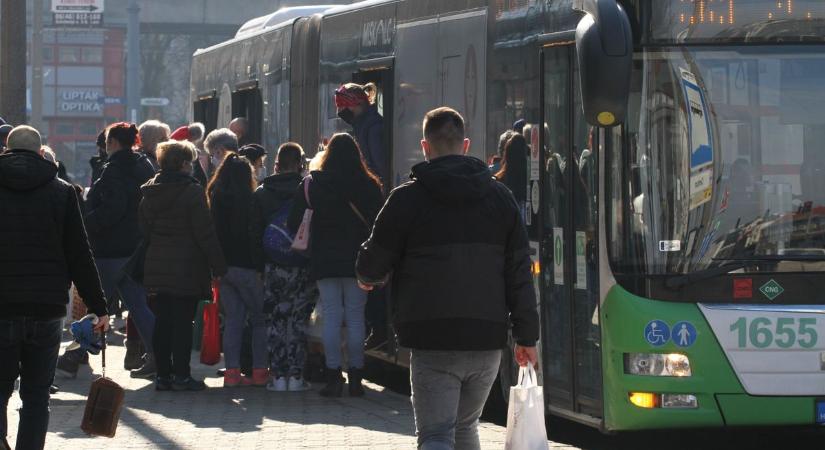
334;85;369;109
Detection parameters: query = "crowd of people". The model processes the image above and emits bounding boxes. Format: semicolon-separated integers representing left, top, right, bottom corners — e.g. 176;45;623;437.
0;92;539;450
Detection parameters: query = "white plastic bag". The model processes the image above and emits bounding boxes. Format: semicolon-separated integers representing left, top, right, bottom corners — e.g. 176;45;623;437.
504;365;549;450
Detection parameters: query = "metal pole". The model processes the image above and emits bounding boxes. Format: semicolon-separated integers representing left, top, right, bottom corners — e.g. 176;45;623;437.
0;0;28;125
126;0;140;124
31;0;44;130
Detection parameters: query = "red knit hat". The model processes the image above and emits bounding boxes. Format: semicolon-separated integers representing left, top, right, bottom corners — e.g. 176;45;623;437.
170;125;190;141
334;85;369;109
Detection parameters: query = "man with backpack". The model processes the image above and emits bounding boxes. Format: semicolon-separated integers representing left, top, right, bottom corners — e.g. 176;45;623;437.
251;142;316;391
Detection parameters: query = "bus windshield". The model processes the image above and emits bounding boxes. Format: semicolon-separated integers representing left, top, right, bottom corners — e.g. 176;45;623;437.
617;46;825;275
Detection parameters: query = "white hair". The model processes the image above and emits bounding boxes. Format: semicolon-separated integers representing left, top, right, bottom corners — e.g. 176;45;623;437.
204;128;238;153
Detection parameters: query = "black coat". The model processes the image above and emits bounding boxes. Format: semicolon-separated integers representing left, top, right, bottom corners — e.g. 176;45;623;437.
288;170;383;280
356;155;539;351
0;150;107;319
85;149;156;258
209;185;257;271
251;172;304;270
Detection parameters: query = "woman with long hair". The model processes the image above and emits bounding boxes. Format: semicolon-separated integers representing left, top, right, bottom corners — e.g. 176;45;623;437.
495;133;529;206
288;133;383;397
207;154;269;387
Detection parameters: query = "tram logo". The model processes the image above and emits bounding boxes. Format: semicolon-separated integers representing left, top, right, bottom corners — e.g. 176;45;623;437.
759;279;784;301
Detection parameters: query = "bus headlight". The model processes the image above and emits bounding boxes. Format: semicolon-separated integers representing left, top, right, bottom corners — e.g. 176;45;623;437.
624;353;692;377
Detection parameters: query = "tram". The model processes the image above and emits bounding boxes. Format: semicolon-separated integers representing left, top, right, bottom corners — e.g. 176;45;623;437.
190;0;825;431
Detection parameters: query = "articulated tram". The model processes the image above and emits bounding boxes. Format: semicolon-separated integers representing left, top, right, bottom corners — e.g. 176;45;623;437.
191;0;825;431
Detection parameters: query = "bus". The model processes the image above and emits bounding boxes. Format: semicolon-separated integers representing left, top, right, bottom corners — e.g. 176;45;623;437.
190;0;825;431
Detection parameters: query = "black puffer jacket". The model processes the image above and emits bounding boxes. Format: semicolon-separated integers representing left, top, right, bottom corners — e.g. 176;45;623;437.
288;170;383;280
209;186;257;271
251;172;303;270
356;155;539;351
85;149;156;258
0;150;107;319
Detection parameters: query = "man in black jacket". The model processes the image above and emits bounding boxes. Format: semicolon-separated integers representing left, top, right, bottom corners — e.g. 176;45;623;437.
0;126;109;450
356;108;539;450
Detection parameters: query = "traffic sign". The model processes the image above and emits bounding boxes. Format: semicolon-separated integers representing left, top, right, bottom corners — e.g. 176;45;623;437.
141;98;170;107
52;0;104;13
98;97;125;105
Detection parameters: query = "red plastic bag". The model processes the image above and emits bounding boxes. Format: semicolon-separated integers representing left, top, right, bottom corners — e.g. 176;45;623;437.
200;280;221;365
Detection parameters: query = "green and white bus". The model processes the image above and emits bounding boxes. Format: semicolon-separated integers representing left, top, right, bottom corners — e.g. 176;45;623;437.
191;0;825;431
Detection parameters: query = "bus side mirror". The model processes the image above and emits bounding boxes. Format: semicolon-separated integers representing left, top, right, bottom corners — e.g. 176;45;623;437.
574;0;632;128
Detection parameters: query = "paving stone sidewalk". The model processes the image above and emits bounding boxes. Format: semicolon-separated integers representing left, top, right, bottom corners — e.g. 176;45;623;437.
5;333;572;449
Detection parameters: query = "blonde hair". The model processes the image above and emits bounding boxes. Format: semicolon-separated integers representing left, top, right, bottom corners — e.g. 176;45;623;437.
139;120;171;154
157;140;197;172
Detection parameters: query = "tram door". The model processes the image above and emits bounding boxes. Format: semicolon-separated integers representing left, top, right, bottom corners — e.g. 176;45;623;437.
540;45;603;418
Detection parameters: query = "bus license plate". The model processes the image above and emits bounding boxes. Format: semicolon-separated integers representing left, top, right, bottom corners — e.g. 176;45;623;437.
816;401;825;424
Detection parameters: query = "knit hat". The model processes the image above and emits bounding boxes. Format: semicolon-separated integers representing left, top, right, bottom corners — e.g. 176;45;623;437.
334;85;369;109
170;125;191;141
0;124;13;143
6;125;41;152
239;143;266;162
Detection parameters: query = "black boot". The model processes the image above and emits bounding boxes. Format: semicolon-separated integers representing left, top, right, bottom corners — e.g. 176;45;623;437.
319;367;344;398
348;367;364;397
124;338;144;370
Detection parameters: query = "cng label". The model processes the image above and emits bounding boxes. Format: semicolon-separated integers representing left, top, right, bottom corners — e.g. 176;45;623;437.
759;279;784;301
553;228;563;285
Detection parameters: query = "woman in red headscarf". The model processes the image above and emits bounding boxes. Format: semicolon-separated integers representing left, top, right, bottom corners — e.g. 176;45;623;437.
334;83;387;185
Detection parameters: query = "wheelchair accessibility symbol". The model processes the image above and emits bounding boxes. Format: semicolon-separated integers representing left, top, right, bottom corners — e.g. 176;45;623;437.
644;320;670;347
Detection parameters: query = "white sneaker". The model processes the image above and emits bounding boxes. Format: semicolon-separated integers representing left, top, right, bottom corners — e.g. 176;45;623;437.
287;376;311;392
266;376;288;392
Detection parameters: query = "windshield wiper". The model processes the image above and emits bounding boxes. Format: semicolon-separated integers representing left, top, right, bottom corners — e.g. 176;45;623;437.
666;255;825;290
665;260;756;290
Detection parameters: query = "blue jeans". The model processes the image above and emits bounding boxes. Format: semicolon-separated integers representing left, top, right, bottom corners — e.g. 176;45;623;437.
0;318;62;450
221;267;267;370
316;278;367;369
96;257;155;352
410;350;502;450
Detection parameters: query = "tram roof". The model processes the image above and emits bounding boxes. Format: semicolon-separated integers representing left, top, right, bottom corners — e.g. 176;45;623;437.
321;0;397;17
193;5;337;57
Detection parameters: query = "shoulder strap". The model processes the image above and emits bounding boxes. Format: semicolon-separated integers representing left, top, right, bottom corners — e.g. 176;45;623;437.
348;201;369;228
304;175;313;209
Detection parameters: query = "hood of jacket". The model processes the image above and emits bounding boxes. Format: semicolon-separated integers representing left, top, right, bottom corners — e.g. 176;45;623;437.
0;149;58;192
411;155;494;204
353;104;382;132
141;170;197;213
104;149;156;182
261;172;303;199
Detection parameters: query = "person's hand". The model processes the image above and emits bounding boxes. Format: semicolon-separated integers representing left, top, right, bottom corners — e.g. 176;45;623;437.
93;315;110;333
358;280;374;292
514;344;538;368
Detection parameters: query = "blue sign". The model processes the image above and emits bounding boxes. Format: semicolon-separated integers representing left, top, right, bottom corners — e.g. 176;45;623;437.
672;321;697;348
98;97;125;105
817;401;825;424
644;320;670;347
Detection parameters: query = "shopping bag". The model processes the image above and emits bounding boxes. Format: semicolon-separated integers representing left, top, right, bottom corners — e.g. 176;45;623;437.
291;176;313;254
505;365;549;450
81;332;125;438
200;280;221;365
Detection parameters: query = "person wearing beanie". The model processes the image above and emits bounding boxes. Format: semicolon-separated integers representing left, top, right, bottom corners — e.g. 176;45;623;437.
0;125;109;449
172;124;211;185
170;126;191;141
239;144;267;184
0;124;13;153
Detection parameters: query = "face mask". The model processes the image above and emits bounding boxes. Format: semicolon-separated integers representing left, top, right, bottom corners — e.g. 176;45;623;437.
337;108;355;125
255;166;267;182
211;155;222;169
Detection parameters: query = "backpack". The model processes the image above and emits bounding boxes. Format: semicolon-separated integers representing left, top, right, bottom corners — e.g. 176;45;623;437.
263;198;308;266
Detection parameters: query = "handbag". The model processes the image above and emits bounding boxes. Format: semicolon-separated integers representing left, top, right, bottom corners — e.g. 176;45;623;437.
81;332;125;438
200;280;222;365
505;365;549;450
290;175;314;253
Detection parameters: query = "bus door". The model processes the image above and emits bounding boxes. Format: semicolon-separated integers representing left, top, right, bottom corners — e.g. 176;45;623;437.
540;44;603;418
352;64;394;189
232;80;264;145
193;89;219;136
